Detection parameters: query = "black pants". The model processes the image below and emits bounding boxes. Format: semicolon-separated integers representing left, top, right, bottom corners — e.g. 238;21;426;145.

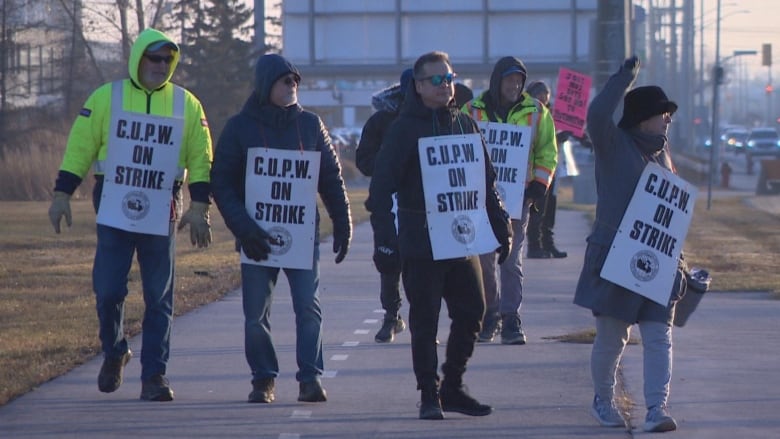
379;270;402;318
527;176;558;250
402;256;485;389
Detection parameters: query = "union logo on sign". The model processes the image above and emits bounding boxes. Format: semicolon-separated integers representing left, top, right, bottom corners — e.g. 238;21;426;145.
122;191;150;220
630;250;659;282
451;215;476;245
267;226;293;255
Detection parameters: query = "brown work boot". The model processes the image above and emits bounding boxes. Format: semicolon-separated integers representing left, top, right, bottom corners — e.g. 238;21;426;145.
97;350;132;393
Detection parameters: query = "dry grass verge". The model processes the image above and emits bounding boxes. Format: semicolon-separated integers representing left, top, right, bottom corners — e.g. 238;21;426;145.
0;188;368;406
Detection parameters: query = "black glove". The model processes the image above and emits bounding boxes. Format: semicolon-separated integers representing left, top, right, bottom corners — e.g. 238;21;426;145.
241;227;272;262
523;181;547;212
623;56;640;73
373;243;400;274
333;226;351;264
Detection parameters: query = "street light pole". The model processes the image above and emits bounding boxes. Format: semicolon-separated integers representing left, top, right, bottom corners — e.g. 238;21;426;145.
707;0;722;210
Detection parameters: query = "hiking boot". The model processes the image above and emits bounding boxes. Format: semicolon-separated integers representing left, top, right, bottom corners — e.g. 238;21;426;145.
500;315;527;345
298;380;327;402
643;404;677;432
545;245;568;258
248;377;275;403
591;395;626;428
375;315;406;343
526;248;551;259
140;374;174;401
477;317;501;343
97;350;132;393
440;383;492;416
419;386;444;420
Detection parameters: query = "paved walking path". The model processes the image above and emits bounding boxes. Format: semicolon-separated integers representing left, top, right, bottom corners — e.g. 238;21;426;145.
1;151;778;438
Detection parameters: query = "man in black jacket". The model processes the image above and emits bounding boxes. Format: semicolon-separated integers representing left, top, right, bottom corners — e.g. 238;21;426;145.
356;68;413;343
211;53;352;405
366;51;512;420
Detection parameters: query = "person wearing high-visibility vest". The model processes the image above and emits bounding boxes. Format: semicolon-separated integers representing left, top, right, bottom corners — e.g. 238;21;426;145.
47;28;213;402
462;56;558;345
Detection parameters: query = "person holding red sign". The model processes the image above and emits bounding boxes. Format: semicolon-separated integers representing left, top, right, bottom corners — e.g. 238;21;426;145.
525;80;571;259
575;56;685;433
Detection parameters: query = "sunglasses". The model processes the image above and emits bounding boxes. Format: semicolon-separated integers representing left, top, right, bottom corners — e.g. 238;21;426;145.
144;54;174;64
419;72;456;86
282;75;300;86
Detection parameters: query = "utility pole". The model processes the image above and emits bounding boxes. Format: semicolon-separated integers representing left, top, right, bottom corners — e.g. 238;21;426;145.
254;0;265;54
594;0;631;91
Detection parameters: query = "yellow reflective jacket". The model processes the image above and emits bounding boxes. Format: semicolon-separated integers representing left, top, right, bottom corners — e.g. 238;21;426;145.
57;28;212;201
463;91;557;187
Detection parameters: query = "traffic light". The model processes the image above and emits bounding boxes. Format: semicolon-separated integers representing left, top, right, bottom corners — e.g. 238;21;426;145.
763;44;772;67
766;84;774;95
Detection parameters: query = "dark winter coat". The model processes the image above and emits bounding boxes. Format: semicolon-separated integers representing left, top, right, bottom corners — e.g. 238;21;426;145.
355;84;404;176
574;61;684;325
211;54;351;248
365;83;511;261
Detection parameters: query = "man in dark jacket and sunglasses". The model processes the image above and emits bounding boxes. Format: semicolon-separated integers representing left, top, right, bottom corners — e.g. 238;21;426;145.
366;50;512;420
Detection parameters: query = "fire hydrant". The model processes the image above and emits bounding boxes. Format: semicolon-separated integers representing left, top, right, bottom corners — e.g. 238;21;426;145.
720;162;732;188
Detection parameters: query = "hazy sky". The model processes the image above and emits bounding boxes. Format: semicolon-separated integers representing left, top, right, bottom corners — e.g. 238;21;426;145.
249;0;778;80
700;0;779;79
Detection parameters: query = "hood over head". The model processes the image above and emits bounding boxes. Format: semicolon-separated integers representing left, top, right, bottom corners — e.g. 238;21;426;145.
254;53;301;106
130;28;180;91
487;56;527;107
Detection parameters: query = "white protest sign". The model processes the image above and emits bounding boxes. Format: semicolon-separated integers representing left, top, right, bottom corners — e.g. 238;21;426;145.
418;133;498;260
476;122;531;219
243;148;320;269
600;162;698;305
98;112;183;236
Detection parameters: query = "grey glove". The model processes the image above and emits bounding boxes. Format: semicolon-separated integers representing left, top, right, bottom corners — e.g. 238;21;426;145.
177;201;211;248
48;191;72;234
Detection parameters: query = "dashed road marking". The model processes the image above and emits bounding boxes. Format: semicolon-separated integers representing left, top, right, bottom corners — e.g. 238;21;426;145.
291;410;312;419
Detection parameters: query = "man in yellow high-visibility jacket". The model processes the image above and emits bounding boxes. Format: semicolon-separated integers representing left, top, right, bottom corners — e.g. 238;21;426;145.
462;56;557;345
48;28;213;402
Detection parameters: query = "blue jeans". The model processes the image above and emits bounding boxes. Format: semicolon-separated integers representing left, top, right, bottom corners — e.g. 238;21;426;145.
241;243;323;383
93;223;175;381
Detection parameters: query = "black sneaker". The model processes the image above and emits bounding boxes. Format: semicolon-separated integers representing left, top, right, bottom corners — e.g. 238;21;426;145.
298;380;327;402
248;377;275;403
140;374;174;401
419;387;444;420
500;315;527;345
526;248;552;259
375;316;405;343
97;350;132;393
440;384;492;416
546;245;568;258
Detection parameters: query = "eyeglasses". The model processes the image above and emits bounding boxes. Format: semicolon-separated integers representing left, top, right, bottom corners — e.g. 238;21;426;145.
282;75;300;86
418;72;456;86
144;54;174;64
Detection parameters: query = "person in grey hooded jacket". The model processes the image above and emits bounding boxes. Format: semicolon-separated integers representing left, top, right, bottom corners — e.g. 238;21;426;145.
575;56;684;433
211;53;352;405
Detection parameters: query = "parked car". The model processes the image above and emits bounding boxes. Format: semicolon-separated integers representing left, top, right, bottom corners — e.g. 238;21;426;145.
745;127;780;158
